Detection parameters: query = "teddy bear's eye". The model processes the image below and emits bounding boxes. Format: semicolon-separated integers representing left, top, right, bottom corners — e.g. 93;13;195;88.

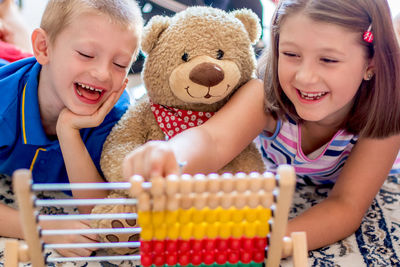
182;52;189;62
217;49;224;60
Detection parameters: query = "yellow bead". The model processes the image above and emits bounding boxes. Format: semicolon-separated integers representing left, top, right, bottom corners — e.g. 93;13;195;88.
180;222;193;240
216;207;230;222
244;207;258;222
140;225;153;241
243;221;257;238
257;207;271;222
167;223;180;239
231;222;243;238
206;208;219;224
154;223;167;240
257;221;270;237
232;207;244;223
179;208;192;224
206;222;219;238
219;222;232;239
137;211;152;226
192;208;205;224
165;210;179;225
152;211;165;226
193;223;207;240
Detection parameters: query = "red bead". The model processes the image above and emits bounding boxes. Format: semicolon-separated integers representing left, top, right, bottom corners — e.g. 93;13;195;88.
140;240;152;253
166;240;178;252
230;237;241;250
179;239;191;253
204;238;216;251
191;239;203;251
242;237;254;251
240;249;252;264
216;238;229;251
141;254;153;267
215;250;227;265
191;251;203;266
253;250;265;263
254;237;267;250
228;250;239;264
153;240;165;254
203;250;215;265
166;252;178;266
178;252;191;266
153;253;165;266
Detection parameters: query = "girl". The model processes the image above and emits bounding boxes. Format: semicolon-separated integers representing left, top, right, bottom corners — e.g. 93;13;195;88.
123;0;400;254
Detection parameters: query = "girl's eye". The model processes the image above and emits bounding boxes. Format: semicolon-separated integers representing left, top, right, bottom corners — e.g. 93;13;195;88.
217;49;224;60
321;58;339;63
282;52;298;57
114;63;127;69
78;51;94;58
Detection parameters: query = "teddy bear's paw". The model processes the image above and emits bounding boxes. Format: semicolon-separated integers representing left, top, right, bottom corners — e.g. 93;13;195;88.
103;218;140;255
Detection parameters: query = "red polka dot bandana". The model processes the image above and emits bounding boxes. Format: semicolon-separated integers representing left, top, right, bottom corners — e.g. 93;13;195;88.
150;103;215;139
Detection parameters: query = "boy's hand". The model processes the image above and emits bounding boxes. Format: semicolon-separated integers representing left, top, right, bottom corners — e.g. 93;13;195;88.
56;79;128;134
123;140;180;180
39;219;99;257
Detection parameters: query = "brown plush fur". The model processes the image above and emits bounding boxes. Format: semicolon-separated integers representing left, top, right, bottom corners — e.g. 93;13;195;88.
91;6;266;255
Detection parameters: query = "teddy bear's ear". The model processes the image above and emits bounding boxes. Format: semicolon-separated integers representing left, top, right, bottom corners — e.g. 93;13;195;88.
141;15;171;55
231;9;261;45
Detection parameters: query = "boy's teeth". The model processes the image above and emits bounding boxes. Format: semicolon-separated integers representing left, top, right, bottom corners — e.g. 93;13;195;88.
77;82;103;93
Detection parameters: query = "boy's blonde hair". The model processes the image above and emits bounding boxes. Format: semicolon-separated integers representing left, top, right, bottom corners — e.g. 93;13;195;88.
41;0;143;45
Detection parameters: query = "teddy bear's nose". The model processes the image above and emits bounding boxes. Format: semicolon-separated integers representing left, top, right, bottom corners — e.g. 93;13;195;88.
189;62;225;87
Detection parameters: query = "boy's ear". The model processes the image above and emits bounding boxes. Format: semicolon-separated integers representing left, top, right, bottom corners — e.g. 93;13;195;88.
31;28;50;65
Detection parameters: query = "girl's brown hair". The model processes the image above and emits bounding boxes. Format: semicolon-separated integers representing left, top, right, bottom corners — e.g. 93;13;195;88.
258;0;400;138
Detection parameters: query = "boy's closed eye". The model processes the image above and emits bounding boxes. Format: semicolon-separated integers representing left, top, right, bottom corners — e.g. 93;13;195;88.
77;51;94;59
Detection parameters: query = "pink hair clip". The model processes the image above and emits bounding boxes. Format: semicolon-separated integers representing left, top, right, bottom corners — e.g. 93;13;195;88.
363;25;373;43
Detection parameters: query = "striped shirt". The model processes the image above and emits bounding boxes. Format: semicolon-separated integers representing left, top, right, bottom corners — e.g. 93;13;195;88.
257;117;400;185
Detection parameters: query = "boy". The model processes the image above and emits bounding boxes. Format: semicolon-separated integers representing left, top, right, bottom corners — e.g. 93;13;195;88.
0;0;142;257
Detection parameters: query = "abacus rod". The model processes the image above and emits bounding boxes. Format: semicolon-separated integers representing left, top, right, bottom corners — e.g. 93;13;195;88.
46;255;140;263
35;198;137;206
41;227;141;236
38;213;137;221
32;182;132;191
45;241;140;249
31;181;151;191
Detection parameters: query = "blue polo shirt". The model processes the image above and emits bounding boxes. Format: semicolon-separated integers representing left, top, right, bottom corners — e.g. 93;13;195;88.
0;57;130;184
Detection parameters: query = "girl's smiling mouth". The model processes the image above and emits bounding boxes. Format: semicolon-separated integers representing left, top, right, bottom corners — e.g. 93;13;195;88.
74;82;105;104
297;89;328;101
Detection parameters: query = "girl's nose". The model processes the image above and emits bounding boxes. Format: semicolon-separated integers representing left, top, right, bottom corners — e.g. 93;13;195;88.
295;62;319;85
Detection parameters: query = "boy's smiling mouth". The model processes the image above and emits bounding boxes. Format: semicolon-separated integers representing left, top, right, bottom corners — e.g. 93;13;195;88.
74;82;105;103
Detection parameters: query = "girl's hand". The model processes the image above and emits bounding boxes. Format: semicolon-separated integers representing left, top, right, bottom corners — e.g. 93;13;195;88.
39;219;99;257
123;140;180;180
56;79;128;134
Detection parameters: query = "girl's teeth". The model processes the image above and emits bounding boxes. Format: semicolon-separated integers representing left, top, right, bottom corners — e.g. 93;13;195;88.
299;91;327;100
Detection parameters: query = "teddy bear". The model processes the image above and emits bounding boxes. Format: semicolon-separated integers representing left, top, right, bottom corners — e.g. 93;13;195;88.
91;6;266;255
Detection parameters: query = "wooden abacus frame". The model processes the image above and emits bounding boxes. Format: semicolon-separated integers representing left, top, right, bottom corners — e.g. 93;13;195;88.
5;165;308;267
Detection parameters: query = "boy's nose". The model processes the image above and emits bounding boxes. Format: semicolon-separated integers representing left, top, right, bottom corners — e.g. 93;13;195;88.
91;62;111;82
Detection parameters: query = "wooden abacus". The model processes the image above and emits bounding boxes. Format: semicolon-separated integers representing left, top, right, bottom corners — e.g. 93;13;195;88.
5;165;308;267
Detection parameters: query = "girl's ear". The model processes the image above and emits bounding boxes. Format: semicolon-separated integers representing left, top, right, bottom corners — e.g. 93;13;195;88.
363;59;375;80
31;28;50;65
